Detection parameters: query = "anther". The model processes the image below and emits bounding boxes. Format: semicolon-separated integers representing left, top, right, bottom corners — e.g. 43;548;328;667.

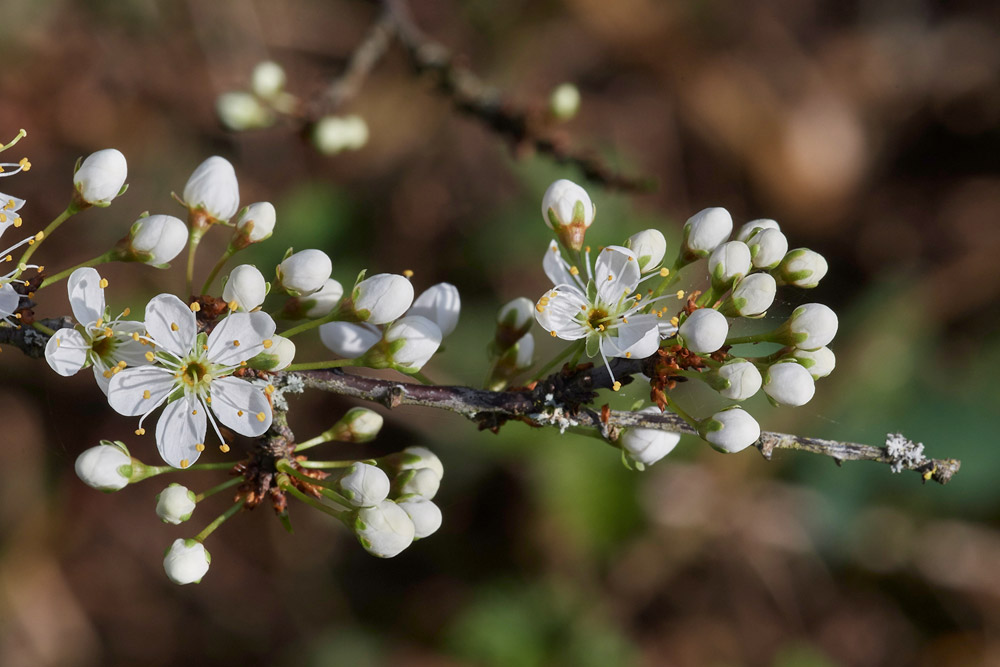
220;443;230;453
189;302;200;312
170;322;178;331
99;278;109;289
256;412;266;422
180;459;190;469
612;381;622;391
145;351;155;362
232;340;240;347
659;268;670;277
143;390;151;399
262;339;273;349
135;428;146;436
195;443;205;452
676;290;685;299
228;300;238;311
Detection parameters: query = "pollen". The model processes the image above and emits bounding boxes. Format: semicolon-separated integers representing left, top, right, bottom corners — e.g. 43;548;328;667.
659;268;670;277
676;290;685;299
612;381;622;391
96;318;104;327
13;218;21;227
403;269;414;278
131;332;140;341
103;370;113;379
265;384;275;395
104;328;114;337
262;339;273;349
180;459;190;469
634;293;642;301
143;390;151;399
18;157;30;171
117;360;127;368
598;324;606;331
195;443;205;452
670;316;679;326
205;397;211;404
569;266;579;275
220;443;230;453
550;330;557;337
202;344;208;351
625;352;632;358
144;351;155;362
622;317;629;323
627;256;634;262
580;304;587;311
585;246;591;253
99;278;109;289
189;302;201;312
191;409;198;415
606;275;614;282
232;339;240;347
170;322;179;331
536;304;545;313
122;307;130;317
256;412;266;422
135;428;146;435
237;410;244;417
228;300;238;311
34;231;44;241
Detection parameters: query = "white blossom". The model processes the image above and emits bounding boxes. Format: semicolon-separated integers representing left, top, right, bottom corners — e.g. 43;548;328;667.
699;407;760;453
620;406;681;467
182;156;240;222
678;307;729;355
541;179;595;250
497;297;534;331
714;359;762;400
397;496;443;539
625;229;667;273
338;463;391;508
127;214;188;265
107;294;275;468
379;315;442;373
233;202;276;245
248;334;296;371
354;500;415;558
222;264;267;312
74;441;133;492
777;248;828;288
746;228;788;270
319;321;382;358
534;243;662;390
73;148;127;207
763;361;816;407
44;268;151;394
351;273;414;324
682;207;732;258
163;538;211;585
277;249;332;296
408;282;461;337
155;483;197;524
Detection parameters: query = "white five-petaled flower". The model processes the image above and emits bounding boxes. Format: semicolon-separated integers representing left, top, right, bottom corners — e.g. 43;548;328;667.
0;141;38;326
44;268;150;394
534;241;667;390
107;294;276;468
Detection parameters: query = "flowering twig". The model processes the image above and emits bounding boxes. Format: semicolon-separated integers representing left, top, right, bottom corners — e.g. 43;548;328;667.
289;367;961;485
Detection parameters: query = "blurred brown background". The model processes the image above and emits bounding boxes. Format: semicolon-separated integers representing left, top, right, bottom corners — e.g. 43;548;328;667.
2;0;999;665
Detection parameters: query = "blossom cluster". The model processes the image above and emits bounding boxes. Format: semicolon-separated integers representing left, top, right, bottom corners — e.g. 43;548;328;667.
531;179;838;466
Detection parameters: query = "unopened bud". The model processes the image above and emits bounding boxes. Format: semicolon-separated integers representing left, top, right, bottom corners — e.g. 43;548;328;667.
73;148;127;207
620;406;681;467
354;500;415;558
222;264;267;311
338;462;391;508
746;228;788;270
682;207;732;260
351;273;414;324
789;346;836;379
776;248;828;289
396;496;442;539
782;303;838;350
678;308;729;354
250;60;286;99
408;282;461;337
707;241;751;290
313;115;369;154
155;483;197;525
231;201;276;248
698;407;760;453
395;467;441;500
247;335;295;371
75;440;134;492
216;92;272;131
735;218;780;242
712;358;762;400
625;229;667;273
276;249;332;296
495;297;534;349
541;179;595;251
163;538;211;585
182;156;240;222
373;315;442;373
319;321;381;358
549;83;581;120
720;273;776;318
126;214;188;266
763;360;816;407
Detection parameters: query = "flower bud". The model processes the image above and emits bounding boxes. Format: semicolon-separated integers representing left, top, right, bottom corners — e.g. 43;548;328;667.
678;308;729;354
682;207;732;259
541;179;595;251
73;148;127;207
351;273;414;324
708;241;751;289
182;156;240;222
763;360;816;406
251;60;286;99
75;441;133;492
125;214;188;266
155;483;197;525
354;500;415;558
620;406;681;467
379;315;442;373
625;229;667;273
276;249;332;296
495;297;534;349
699;407;760;453
397;496;443;539
713;358;762;400
746;228;788;270
382;446;444;480
163;538;211;585
721;273;776;317
216;92;272;131
313;115;369;154
231;201;276;248
790;346;836;379
784;303;838;350
337;407;384;442
247;335;295;371
776;248;828;288
513;332;534;370
338;462;391;508
735;218;780;242
549;83;581;120
222;264;267;311
319;321;381;358
395;467;441;499
287;278;344;319
408;282;461;337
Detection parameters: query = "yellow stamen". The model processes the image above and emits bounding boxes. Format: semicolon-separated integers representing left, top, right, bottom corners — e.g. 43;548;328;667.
144;351;155;362
122;307;130;317
569;266;579;275
170;322;178;331
195;443;205;452
550;330;557;337
228;300;238;311
99;278;109;289
262;339;273;349
265;384;275;395
237;410;244;417
676;290;685;299
612;381;622;391
180;459;189;468
232;340;240;347
403;269;414;278
256;412;266;422
659;268;670;277
189;302;200;312
220;443;230;453
135;428;146;436
143;390;151;399
19;157;30;171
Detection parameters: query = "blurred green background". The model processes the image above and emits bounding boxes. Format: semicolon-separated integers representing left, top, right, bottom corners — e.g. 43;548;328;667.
2;0;999;665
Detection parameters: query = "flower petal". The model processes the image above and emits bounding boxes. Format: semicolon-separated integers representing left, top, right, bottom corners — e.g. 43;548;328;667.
105;321;154;368
542;240;577;287
210;376;272;436
107;365;176;416
144;294;196;358
156;396;207;468
67;267;106;325
535;285;589;340
0;191;26;212
603;316;660;359
44;328;89;376
319;321;381;358
0;283;19;318
594;245;640;305
206;312;276;367
93;362;112;395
